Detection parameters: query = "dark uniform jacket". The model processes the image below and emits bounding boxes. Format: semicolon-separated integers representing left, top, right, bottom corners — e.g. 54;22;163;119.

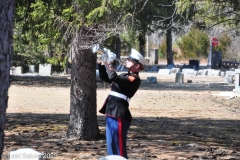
98;64;141;122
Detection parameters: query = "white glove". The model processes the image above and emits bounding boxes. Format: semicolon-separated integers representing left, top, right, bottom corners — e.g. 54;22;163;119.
101;53;108;63
107;50;116;63
92;44;99;53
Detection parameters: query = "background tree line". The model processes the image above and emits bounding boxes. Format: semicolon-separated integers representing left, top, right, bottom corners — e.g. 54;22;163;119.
1;0;240;156
13;0;240;73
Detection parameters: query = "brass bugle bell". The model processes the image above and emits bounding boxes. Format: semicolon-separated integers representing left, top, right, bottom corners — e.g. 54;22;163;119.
97;48;107;54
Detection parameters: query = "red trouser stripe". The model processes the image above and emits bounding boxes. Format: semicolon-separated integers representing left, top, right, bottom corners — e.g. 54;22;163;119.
118;118;123;156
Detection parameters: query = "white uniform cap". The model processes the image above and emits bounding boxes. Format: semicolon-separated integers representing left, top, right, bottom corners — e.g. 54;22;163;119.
129;48;147;65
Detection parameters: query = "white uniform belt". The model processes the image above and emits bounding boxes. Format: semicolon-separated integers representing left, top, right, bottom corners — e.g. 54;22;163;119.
109;91;130;102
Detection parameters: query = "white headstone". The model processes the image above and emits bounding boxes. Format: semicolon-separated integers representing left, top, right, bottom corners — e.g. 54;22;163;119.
29;65;35;73
175;73;184;83
15;66;22;75
182;69;194;75
220;71;225;77
225;71;235;77
146;77;157;84
235;69;240;74
197;70;207;76
206;69;220;76
183;70;198;76
234;69;240;92
225;76;234;83
157;69;170;75
10;66;15;75
170;68;180;74
10;148;44;160
234;73;240;90
39;64;52;76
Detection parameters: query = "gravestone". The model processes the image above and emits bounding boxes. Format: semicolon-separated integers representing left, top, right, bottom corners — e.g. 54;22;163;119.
170;68;180;75
197;70;207;76
206;69;220;76
175;73;184;83
189;60;200;70
15;66;22;74
233;69;240;92
10;148;44;160
146;77;157;84
29;65;35;73
211;52;222;69
157;69;170;75
149;49;158;65
39;64;52;76
225;71;235;83
10;66;15;75
182;69;194;74
225;77;234;83
225;71;235;77
220;71;225;77
183;70;198;76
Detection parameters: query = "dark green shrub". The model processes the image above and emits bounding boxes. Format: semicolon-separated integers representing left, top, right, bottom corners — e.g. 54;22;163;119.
177;28;209;59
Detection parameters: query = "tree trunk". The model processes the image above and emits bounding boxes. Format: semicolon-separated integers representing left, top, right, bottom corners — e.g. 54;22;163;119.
166;28;174;65
64;50;70;75
0;0;14;156
67;47;99;140
139;34;146;57
114;35;121;59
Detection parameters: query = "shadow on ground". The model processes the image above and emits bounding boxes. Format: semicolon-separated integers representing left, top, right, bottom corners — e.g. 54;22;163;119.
10;75;235;93
3;113;240;160
6;74;240;159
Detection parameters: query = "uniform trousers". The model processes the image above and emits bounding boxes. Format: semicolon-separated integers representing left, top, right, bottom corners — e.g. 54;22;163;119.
106;116;130;159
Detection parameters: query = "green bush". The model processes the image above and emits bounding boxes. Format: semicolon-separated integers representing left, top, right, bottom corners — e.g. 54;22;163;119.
177;28;209;59
158;39;167;59
158;38;179;60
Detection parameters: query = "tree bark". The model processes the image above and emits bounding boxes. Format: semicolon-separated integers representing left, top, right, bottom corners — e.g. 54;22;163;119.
166;28;174;65
139;34;146;57
114;35;121;59
0;0;14;156
67;47;99;140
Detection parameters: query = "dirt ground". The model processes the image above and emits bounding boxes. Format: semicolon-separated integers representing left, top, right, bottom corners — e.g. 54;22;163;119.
2;72;240;160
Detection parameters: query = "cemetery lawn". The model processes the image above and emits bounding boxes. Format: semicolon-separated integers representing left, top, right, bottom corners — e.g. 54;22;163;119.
3;73;240;160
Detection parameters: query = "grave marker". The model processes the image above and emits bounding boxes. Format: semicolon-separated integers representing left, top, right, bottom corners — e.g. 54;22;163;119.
39;64;52;76
175;73;184;83
146;77;157;84
182;69;194;74
157;69;170;75
182;69;198;76
233;69;240;93
29;65;35;73
197;70;207;76
15;66;22;74
225;71;235;83
184;70;198;76
206;69;220;76
170;68;180;74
